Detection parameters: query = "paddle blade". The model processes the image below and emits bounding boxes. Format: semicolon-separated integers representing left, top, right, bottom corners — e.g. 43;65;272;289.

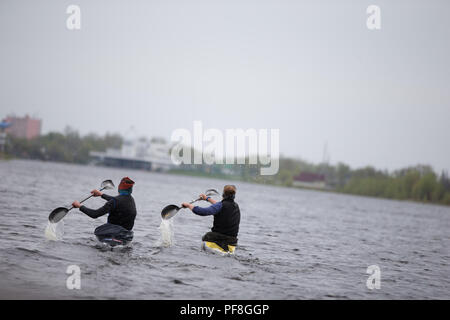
205;189;219;196
161;204;181;220
48;207;69;223
101;179;115;190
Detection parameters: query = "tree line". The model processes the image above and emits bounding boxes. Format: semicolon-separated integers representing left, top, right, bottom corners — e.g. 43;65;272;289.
4;127;122;164
4;129;450;206
272;159;450;206
182;158;450;206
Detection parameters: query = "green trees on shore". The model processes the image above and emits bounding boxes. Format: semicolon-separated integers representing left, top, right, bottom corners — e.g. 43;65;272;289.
180;157;450;205
269;160;450;206
3;129;449;206
4;127;122;164
338;165;450;205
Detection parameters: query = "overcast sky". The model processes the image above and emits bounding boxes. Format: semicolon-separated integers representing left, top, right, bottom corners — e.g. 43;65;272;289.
1;0;449;173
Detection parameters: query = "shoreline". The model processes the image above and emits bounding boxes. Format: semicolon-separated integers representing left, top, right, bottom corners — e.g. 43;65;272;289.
2;157;448;208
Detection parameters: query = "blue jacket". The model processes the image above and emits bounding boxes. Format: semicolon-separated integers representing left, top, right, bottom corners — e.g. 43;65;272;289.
192;198;241;237
192;202;222;216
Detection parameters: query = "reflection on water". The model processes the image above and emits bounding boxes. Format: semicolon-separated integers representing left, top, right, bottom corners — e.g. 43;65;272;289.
0;159;449;299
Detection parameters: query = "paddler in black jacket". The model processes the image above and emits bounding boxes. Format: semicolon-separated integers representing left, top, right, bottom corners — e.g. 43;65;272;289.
182;185;241;252
72;177;137;245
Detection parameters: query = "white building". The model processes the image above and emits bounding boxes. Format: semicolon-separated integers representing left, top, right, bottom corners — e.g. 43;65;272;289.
90;137;176;172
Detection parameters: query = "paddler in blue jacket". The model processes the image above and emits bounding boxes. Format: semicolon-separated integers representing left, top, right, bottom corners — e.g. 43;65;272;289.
182;185;241;253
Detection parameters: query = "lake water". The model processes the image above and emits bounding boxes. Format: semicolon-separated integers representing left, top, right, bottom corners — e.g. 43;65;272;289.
0;159;449;299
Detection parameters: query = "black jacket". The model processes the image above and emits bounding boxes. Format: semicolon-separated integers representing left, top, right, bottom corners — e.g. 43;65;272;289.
80;193;137;230
211;198;240;237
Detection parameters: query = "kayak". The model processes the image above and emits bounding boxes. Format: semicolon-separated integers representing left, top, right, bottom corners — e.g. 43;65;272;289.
202;241;236;255
94;223;133;248
96;236;132;248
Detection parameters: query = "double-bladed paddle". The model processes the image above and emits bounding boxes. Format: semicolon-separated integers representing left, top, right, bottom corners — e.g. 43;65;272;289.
161;189;220;220
48;179;115;223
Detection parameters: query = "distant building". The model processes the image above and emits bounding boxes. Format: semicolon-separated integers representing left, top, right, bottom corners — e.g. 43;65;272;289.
0;121;11;152
3;115;41;140
89;137;177;172
293;172;326;189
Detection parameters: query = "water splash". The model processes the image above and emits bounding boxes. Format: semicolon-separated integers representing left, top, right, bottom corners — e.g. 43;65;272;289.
156;218;174;247
44;220;64;241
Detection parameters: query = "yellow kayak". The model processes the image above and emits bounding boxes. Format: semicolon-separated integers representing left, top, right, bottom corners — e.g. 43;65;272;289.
202;241;236;255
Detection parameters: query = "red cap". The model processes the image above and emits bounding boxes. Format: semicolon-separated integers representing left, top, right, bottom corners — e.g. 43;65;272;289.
119;177;135;190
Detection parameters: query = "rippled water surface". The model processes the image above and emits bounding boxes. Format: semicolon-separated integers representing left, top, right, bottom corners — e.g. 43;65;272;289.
0;160;449;299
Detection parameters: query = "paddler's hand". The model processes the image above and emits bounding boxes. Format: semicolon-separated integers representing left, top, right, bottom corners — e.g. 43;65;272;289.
199;193;207;200
91;189;103;197
181;202;194;210
72;201;81;208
